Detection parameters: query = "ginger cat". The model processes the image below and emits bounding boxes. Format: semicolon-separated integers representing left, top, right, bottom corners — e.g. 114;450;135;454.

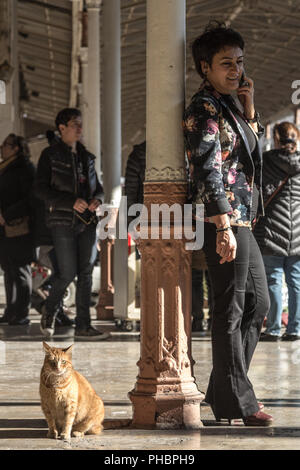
40;342;104;440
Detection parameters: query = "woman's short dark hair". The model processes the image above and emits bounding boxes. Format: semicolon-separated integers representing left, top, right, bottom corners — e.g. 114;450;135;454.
192;21;245;78
8;133;31;159
55;108;81;131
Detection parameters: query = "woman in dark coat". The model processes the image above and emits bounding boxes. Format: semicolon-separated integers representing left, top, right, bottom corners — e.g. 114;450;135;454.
254;122;300;341
0;134;36;325
183;22;272;426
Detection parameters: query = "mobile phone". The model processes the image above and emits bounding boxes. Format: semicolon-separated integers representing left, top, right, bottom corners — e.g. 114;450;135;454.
239;72;249;88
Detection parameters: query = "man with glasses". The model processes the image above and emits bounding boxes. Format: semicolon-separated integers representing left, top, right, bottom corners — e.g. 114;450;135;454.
35;108;108;339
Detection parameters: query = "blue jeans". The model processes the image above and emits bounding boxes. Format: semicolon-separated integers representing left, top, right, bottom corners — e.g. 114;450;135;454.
45;225;98;329
263;255;300;336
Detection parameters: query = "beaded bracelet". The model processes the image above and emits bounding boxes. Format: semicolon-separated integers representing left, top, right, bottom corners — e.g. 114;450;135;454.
216;226;232;233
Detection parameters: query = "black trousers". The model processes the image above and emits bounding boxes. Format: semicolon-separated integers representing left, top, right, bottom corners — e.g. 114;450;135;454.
202;223;270;419
192;269;212;320
45;225;97;329
2;263;32;321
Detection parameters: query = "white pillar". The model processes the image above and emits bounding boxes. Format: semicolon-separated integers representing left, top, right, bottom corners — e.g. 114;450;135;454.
101;0;121;206
79;47;89;144
86;0;101;177
145;0;186;183
100;0;123;323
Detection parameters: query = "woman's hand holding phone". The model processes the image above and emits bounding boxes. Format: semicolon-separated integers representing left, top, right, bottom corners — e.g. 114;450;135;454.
237;72;255;120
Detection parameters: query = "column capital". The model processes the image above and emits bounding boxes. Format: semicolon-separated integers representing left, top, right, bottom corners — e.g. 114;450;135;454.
85;0;102;9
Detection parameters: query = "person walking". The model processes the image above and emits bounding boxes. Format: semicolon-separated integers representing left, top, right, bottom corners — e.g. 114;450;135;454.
35;108;108;339
183;21;272;426
0;134;36;325
254;122;300;342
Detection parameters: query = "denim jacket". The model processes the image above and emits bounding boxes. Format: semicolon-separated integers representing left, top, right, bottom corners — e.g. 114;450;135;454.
183;82;264;227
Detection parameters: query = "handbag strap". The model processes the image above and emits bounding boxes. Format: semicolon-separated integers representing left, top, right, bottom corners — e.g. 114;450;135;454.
264;175;289;209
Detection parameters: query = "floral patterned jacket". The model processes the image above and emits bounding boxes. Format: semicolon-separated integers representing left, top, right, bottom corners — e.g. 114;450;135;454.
183;82;264;227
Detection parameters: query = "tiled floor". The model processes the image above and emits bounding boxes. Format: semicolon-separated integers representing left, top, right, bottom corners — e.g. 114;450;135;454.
1;277;300;450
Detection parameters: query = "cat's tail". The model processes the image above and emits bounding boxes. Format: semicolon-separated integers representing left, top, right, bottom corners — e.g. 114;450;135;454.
103;418;132;430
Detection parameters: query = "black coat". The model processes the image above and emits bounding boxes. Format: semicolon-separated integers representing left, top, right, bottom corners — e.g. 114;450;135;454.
124;141;146;225
35;140;104;227
254;149;300;256
0;155;36;266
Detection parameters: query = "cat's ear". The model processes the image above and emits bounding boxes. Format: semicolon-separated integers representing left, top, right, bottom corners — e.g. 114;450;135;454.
63;344;74;357
42;342;52;355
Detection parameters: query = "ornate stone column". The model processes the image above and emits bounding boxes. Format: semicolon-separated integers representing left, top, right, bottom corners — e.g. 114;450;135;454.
128;0;202;429
96;0;121;320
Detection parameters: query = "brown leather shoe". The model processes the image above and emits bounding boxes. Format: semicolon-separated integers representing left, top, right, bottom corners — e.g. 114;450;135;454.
243;411;273;426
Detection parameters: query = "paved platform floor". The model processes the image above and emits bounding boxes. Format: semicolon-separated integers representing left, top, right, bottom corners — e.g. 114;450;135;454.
1;308;300;451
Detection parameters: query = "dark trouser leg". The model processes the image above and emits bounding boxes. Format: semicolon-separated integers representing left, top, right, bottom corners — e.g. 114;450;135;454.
45;227;77;318
44;247;64;314
242;233;270;370
203;224;267;419
192;269;204;320
3;263;31;320
75;225;97;330
204;270;213;322
3;267;15;318
42;247;60;289
13;264;32;320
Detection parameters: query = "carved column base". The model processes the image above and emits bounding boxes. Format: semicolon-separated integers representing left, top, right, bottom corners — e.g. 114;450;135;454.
129;385;203;430
96;238;114;320
128;181;203;429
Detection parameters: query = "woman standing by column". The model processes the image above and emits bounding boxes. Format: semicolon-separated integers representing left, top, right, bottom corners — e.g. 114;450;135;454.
183;22;272;425
0;134;35;325
255;122;300;342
